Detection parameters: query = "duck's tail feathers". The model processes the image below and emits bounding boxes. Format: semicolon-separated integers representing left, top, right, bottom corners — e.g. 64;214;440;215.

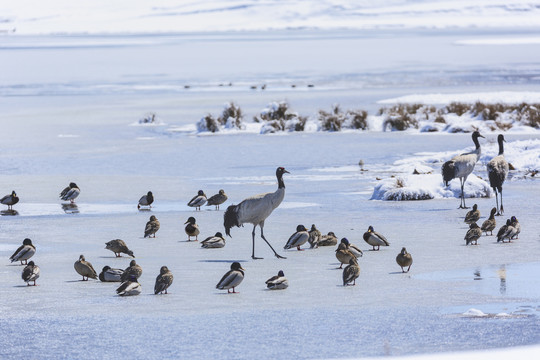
224;204;240;237
441;160;455;186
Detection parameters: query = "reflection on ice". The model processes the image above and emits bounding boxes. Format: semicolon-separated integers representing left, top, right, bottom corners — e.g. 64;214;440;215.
61;203;79;214
1;209;19;216
415;262;540;299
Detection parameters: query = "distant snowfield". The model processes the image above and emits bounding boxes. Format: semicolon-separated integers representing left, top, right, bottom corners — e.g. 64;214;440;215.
3;0;540;34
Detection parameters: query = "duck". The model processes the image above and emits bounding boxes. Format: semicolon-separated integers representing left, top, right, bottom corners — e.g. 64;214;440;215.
396;247;413;273
342;258;360;286
283;225;309;251
188;190;207;211
138;191;154;209
216;262;245;294
265;270;288;290
22;261;40;286
201;232;226;248
341;237;363;258
496;219;511;243
184;216;200;241
154;266;174;294
9;238;36;265
498;219;517;243
510;216;521;239
335;241;357;269
116;275;142;296
144;215;160;238
363;226;390;251
59;182;80;203
121;260;143;282
1;191;19;210
105;239;134;257
465;223;482;245
74;255;98;281
99;266;124;282
206;189;227;210
464;204;480;224
318;232;338;247
308;224;322;248
480;207;497;235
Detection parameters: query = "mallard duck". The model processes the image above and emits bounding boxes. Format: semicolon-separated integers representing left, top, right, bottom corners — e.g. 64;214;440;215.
116;275;142;296
184;216;200;241
343;258;360;286
342;237;363;258
201;232;226;248
99;266;124;282
216;262;244;293
22;261;40;286
138;191;154;209
498;219;517;243
283;225;309;251
265;270;288;290
1;191;19;210
465;223;482;245
187;190;207;211
396;247;413;272
510;216;521;239
9;238;36;265
363;226;390;250
74;255;98;281
154;266;174;294
105;239;134;257
318;232;338;246
59;182;80;203
206;189;227;210
496;219;511;243
120;260;143;282
308;224;322;248
144;215;160;238
464;204;480;224
481;207;497;235
336;241;357;269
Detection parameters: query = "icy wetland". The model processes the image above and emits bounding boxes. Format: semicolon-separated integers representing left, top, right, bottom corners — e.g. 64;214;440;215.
1;10;540;360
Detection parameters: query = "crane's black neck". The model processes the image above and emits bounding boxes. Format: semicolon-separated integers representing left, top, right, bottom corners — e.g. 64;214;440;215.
277;173;285;189
498;136;504;155
472;134;481;149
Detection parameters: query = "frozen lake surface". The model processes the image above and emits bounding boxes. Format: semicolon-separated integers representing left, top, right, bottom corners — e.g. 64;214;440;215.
1;27;539;359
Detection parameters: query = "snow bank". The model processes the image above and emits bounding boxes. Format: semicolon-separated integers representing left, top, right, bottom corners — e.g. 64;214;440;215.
370;138;540;201
379;91;540;105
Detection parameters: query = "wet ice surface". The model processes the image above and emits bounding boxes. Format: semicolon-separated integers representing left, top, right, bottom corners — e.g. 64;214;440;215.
1;30;540;359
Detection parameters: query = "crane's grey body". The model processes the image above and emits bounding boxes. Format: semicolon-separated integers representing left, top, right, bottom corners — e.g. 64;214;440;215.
487;134;509;215
224;167;289;259
442;131;484;209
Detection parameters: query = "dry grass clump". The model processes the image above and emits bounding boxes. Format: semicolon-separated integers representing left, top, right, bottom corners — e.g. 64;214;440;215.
318;105;368;131
255;101;306;133
197;102;245;132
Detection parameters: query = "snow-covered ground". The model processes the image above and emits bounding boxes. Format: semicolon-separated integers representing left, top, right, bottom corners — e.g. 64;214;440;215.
1;1;540;359
3;0;540;34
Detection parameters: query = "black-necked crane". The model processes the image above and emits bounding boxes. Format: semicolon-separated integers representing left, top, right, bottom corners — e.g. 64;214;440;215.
442;131;484;209
224;167;289;259
487;134;509;215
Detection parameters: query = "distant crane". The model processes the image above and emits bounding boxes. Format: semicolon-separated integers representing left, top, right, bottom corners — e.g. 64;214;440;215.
224;167;289;259
487;134;509;215
442;131;484;208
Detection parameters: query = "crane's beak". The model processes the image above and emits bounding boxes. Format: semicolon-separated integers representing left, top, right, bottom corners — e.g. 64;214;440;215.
284;169;290;174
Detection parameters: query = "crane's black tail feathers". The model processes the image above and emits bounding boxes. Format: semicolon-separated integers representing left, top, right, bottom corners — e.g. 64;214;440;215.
441;160;455;187
224;204;240;237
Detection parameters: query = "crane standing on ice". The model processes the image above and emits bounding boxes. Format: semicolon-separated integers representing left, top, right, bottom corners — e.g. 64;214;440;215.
487;134;509;215
224;167;289;259
442;131;484;209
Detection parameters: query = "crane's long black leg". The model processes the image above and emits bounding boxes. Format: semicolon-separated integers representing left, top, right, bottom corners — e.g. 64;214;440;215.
260;225;286;259
499;189;504;215
251;225;262;259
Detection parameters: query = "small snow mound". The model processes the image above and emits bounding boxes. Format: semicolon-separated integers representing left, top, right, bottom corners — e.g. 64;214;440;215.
463;308;488;317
